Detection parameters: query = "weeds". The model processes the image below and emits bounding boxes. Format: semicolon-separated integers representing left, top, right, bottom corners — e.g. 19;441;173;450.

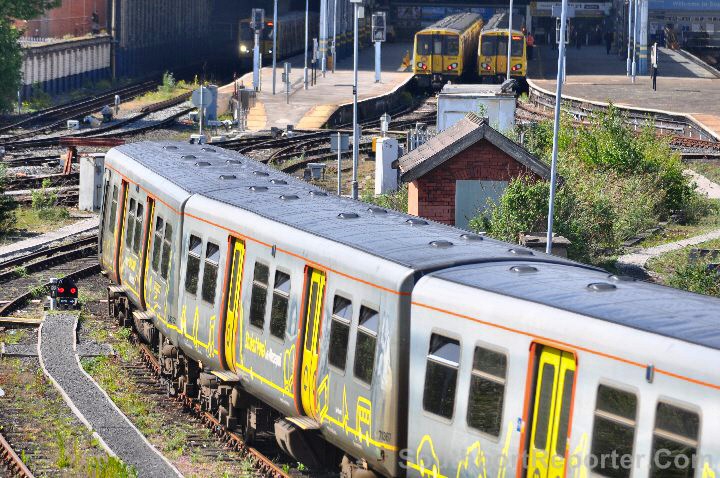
86;455;138;478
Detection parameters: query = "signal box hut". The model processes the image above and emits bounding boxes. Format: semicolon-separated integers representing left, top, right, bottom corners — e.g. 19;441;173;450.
399;112;551;229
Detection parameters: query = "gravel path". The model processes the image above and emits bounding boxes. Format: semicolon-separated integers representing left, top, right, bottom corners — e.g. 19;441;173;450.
0;216;98;261
616;170;720;273
38;312;181;477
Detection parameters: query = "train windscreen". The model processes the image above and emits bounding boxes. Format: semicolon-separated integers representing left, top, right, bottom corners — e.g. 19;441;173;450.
417;34;433;55
481;36;497;56
445;36;459;56
496;35;524;57
417;34;459;55
239;22;252;41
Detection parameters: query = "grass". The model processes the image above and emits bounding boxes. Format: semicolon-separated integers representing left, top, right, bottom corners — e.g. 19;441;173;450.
0;328;27;344
636;199;720;248
690;159;720;185
12;206;76;235
646;237;720;297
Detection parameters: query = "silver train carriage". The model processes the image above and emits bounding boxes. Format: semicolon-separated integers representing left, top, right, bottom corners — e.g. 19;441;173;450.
99;141;720;478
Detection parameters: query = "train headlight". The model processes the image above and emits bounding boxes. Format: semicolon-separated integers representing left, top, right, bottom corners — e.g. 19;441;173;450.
481;62;492;71
446;63;458;70
511;63;522;71
240;45;248;53
417;62;427;70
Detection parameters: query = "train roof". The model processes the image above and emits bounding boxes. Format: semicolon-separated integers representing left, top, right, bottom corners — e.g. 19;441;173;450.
429;261;720;351
482;12;524;33
419;13;482;34
110;141;584;272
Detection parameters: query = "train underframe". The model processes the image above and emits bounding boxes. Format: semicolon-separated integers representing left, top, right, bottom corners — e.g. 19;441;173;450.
106;285;377;477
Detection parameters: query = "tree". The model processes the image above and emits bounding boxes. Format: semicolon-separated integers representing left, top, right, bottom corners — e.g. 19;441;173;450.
0;0;60;112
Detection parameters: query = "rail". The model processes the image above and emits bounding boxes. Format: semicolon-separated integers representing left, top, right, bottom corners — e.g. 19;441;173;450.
0;431;34;478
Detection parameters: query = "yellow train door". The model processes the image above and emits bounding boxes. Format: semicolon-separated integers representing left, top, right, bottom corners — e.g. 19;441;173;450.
431;33;443;73
223;238;246;372
526;346;576;478
496;33;509;78
300;268;326;419
140;198;154;309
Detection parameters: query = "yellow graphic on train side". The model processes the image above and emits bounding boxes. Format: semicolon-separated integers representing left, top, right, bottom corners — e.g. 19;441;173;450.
704;461;717;478
454;442;487;478
568;433;589;478
300;269;326;419
282;344;296;392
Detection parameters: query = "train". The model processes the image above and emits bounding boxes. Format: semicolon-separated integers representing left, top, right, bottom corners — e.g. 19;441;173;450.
238;11;319;68
413;13;484;89
100;141;720;478
478;13;527;83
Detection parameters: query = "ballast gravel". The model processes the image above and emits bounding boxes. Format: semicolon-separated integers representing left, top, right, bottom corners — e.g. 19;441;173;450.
38;312;181;477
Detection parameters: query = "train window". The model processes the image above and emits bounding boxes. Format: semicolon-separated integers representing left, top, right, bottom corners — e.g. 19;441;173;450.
328;296;352;370
185;235;202;295
422;334;460;419
554;369;575;456
416;34;432;55
201;242;220;303
511;36;524;57
467;347;506;436
269;270;291;339
445;36;459;56
433;36;443;55
125;198;136;248
353;306;378;385
160;223;172;280
133;202;143;254
151;216;164;272
108;185;118;233
649;403;699;477
481;36;497;56
590;385;637;478
533;363;556;450
250;262;269;329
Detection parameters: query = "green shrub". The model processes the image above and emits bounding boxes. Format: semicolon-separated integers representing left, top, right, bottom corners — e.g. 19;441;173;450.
31;178;58;210
667;263;720;297
361;184;408;213
160;71;176;93
86;455;137;478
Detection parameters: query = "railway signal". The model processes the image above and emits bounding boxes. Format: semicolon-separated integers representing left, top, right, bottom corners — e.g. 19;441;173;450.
251;8;265;92
372;12;386;83
49;277;79;310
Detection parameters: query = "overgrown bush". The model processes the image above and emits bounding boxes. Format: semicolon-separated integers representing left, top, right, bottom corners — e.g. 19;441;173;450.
160;71;176;93
667;263;720;297
361;184;408;213
31;178;58;210
474;106;702;261
0;164;17;234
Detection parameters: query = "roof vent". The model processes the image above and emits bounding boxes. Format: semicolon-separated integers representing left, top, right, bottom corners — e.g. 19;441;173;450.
280;194;299;200
508;248;534;256
195;161;211;167
338;212;359;219
608;274;635;282
163;145;179;150
226;159;241;165
460;233;484;241
429;240;453;249
587;282;617;292
219;174;236;180
181;154;197;160
249;186;268;192
271;179;288;185
368;207;387;214
253;171;270;176
309;191;327;197
406;218;428;226
201;147;216;152
510;265;538;274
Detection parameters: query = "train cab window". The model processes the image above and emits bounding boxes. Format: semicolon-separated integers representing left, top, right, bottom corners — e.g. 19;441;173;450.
481;36;497;56
269;270;291;339
423;334;460;419
649;403;699;478
125;198;136;248
353;306;378;384
467;347;507;436
445;36;459;56
201;242;220;304
417;34;432;55
108;185;118;233
151;216;164;272
133;202;143;254
184;235;202;295
328;296;352;371
511;36;524;57
433;36;443;55
250;262;269;329
160;223;172;280
590;385;637;478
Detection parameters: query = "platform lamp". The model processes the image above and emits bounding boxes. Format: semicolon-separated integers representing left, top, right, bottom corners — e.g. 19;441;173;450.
304;0;310;89
626;0;633;76
272;0;278;95
506;0;514;81
350;0;363;199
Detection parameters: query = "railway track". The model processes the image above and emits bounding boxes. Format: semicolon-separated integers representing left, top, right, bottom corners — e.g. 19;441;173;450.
0;432;34;478
0;81;157;141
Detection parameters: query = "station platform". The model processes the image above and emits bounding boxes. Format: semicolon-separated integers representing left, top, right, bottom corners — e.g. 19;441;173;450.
527;45;720;138
220;42;414;131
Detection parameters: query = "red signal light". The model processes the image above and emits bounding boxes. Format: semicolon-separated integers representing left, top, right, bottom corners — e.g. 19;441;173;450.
70;287;77;294
58;287;65;294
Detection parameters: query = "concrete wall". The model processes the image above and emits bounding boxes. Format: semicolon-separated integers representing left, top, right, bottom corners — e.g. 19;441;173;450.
21;35;112;95
407;139;541;225
15;0;108;38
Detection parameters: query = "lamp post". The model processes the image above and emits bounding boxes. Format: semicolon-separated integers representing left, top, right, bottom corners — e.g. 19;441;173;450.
546;0;569;255
272;0;278;94
632;0;638;82
627;0;633;76
304;0;309;89
332;0;337;73
350;0;362;200
506;0;514;81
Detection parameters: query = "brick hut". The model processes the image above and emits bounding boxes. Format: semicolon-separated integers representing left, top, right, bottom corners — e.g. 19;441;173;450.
399;113;551;229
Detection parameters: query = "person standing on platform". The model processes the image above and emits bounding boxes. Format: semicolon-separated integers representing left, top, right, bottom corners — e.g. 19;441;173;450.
651;42;659;91
605;30;613;54
527;32;535;60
